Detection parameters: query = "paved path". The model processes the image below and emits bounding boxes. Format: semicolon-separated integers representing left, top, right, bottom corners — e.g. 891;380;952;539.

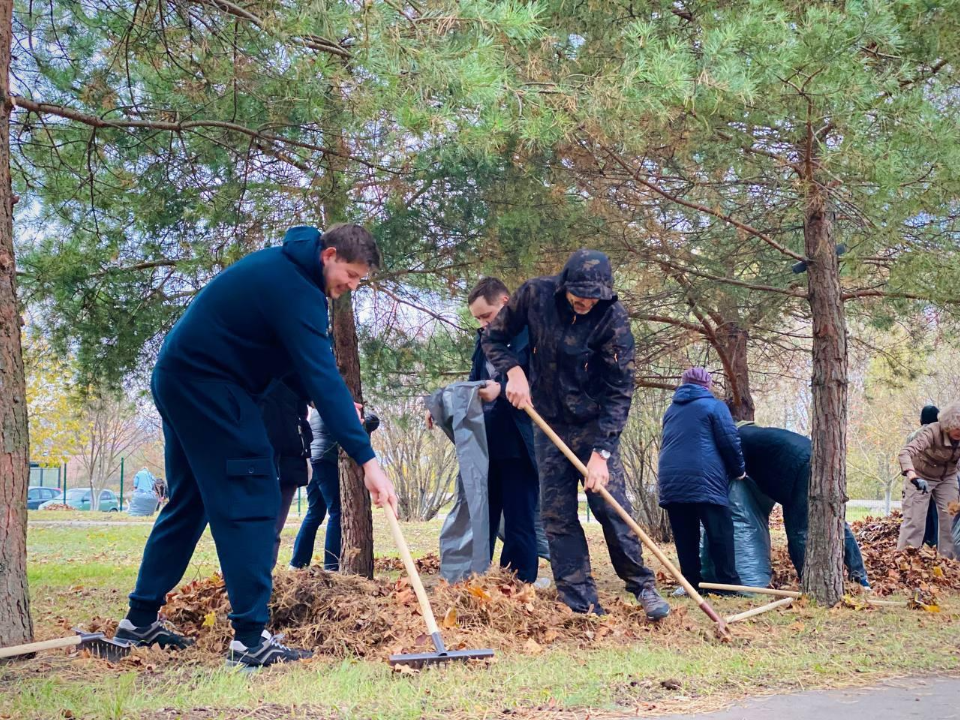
647;677;959;719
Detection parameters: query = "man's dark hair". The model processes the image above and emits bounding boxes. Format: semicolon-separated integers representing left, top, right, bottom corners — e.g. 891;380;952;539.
468;277;510;306
322;223;381;269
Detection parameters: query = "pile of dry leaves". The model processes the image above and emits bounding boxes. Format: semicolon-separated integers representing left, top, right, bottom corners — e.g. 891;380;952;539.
770;511;960;599
162;566;696;663
373;552;441;574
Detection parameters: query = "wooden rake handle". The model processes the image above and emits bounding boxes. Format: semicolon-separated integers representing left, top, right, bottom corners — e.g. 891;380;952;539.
0;635;82;659
383;503;441;638
522;405;731;639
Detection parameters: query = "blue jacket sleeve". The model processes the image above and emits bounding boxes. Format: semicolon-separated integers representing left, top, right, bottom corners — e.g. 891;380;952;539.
268;300;376;465
709;402;745;478
481;281;535;375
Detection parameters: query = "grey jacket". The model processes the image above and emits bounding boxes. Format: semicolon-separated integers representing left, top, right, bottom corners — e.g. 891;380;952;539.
310;408;380;463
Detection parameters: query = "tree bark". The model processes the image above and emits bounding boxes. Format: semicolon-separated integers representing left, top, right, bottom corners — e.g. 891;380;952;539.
719;321;755;422
0;0;34;646
331;294;374;579
801;178;847;606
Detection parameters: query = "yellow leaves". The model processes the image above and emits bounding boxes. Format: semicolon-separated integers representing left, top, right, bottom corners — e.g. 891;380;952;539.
202;611;217;628
467;585;492;602
442;608;458;629
23;333;85;465
933;566;945;579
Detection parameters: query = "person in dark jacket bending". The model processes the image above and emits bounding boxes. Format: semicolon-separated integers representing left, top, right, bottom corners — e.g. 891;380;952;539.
290;405;380;570
738;422;870;587
258;379;313;567
482;250;669;620
658;367;744;592
114;224;398;670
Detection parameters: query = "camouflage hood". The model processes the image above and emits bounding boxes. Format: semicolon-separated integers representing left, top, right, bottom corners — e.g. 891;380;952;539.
556;249;616;302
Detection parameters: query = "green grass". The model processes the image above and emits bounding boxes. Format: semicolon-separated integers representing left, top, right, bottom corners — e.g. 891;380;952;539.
5;513;957;720
5;608;960;720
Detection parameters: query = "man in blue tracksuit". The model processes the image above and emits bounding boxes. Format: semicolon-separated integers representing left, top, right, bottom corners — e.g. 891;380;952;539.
114;224;398;669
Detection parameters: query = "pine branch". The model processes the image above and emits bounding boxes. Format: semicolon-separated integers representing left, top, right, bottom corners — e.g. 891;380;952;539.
184;0;353;59
598;142;806;261
8;96;397;174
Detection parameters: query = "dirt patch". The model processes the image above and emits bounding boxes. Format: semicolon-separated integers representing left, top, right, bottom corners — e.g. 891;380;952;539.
132;703;333;720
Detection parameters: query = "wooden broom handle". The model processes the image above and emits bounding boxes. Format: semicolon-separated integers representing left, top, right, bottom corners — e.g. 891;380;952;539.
0;635;82;659
383;503;441;636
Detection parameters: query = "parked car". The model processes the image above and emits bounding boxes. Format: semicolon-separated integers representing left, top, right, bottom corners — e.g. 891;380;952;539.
27;486;62;510
38;488;120;512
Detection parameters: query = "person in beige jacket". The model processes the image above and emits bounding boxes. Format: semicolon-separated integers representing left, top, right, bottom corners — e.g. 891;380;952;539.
897;402;960;559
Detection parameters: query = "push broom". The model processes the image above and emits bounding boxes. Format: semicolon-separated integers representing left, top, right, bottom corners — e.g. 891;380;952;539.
523;405;732;641
382;503;494;668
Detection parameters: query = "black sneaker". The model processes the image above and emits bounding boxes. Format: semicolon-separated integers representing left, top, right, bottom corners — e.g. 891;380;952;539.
637;587;671;621
115;618;194;650
226;632;313;670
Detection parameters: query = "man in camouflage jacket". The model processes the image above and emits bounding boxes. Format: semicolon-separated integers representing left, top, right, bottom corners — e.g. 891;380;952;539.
482;249;670;620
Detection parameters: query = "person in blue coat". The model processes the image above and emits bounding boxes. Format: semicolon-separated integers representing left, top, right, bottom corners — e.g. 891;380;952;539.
658;367;745;592
114;224;398;670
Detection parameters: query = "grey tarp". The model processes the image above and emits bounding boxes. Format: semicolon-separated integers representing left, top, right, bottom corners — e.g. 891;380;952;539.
427;381;491;583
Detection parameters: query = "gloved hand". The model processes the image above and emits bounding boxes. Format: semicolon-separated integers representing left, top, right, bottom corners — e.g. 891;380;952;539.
911;477;930;494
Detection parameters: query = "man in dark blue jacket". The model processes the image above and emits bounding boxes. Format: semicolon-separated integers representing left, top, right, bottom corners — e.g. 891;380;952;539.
114;224;398;669
737;422;870;588
482;250;669;620
658;367;745;592
465;277;542;583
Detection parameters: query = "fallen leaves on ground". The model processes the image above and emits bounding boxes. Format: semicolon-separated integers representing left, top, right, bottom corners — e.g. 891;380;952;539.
373;552;440;574
771;512;960;599
153;566;694;665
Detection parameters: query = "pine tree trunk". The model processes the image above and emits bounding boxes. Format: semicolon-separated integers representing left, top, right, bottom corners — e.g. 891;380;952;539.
331;294;374;579
0;0;34;646
801;180;847;606
720;322;755;422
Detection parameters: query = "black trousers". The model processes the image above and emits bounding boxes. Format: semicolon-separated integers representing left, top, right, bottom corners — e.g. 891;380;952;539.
487;454;539;583
536;423;655;613
129;369;279;645
664;502;741;590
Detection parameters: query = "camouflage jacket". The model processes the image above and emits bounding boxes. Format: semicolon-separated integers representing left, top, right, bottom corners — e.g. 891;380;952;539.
481;250;635;452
